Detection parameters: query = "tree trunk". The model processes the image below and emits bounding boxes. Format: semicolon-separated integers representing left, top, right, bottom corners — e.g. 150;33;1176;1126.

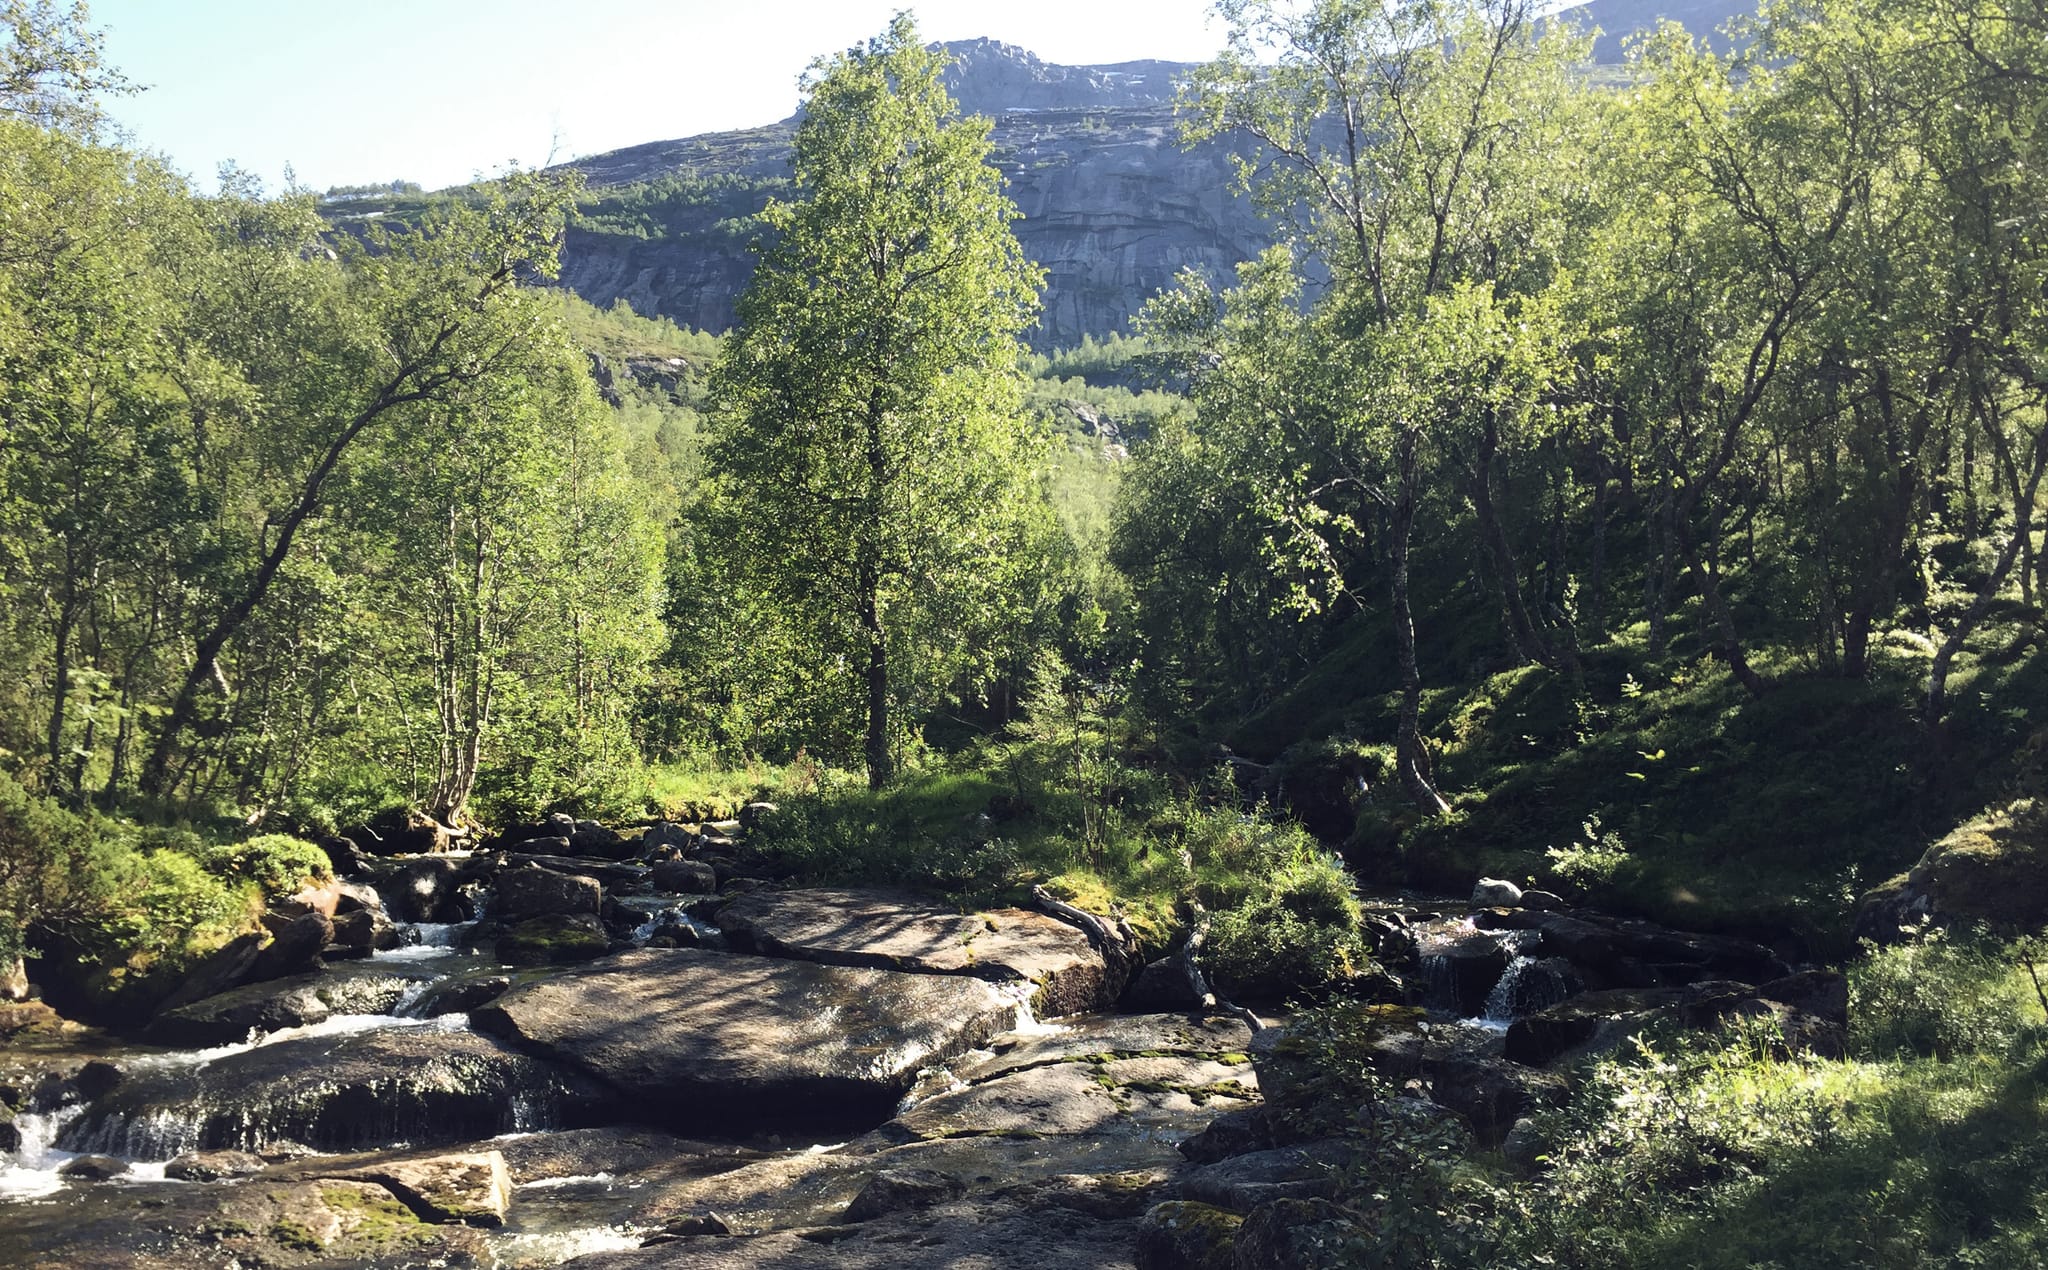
1674;516;1768;698
1391;429;1449;816
862;592;893;790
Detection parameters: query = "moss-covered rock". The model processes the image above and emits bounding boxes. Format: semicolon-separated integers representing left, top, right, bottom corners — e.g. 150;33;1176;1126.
1135;1200;1241;1270
1856;800;2048;941
495;913;612;965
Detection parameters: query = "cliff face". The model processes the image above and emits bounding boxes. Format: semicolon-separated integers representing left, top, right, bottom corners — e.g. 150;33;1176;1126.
554;41;1268;349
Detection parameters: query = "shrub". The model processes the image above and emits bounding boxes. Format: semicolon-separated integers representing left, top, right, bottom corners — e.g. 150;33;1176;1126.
1849;930;2038;1060
1204;846;1370;1000
0;770;101;963
199;833;332;897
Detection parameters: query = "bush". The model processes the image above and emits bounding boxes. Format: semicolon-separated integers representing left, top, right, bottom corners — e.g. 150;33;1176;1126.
0;770;101;963
1204;845;1370;1000
1849;930;2038;1060
199;833;332;897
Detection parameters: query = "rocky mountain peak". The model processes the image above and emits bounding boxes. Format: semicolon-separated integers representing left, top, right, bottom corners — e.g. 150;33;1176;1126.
932;38;1186;117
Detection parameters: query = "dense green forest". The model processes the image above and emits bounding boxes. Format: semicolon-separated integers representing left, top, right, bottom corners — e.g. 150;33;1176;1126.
2;0;2047;1263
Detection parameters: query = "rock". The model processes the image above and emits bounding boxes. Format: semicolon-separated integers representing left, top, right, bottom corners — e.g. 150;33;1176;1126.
384;856;473;923
0;1111;18;1153
66;1025;599;1156
319;833;367;876
651;859;720;894
642;821;695;852
738;801;780;829
497;865;604;918
272;877;345;920
328;906;399;955
1178;1106;1274;1164
332;1149;514;1226
413;972;513;1017
1178;1141;1363;1211
498;913;611;965
252;910;332;980
152;931;263;1015
652;1210;735;1239
148;977;332;1045
1416;926;1510;1015
1137;1200;1242;1270
334;880;386;914
1125;956;1202;1011
472;947;1018;1134
1483;908;1788;988
1520;889;1567;911
1856;801;2048;941
1504;987;1682;1066
164;1148;267;1180
1501;1117;1548;1173
204;1177;491;1264
1230;1196;1362;1268
58;1153;129;1180
841;1167;966;1222
1427;1055;1563;1147
715;887;1112;1015
570;820;635;860
1472;877;1523;907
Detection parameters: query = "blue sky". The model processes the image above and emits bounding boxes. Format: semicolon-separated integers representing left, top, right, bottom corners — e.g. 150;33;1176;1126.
88;1;1224;193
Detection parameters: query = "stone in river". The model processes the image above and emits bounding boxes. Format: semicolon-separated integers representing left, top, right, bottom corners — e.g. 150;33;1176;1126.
472;947;1017;1134
714;887;1111;1015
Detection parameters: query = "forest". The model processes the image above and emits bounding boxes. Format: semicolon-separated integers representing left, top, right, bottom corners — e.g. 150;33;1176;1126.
2;0;2047;1266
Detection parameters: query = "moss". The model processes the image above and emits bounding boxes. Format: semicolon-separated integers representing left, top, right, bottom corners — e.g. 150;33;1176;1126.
495;915;611;966
268;1218;323;1252
321;1184;433;1247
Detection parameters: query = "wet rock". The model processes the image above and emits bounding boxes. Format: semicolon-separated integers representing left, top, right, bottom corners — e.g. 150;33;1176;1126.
473;948;1017;1135
1482;908;1787;988
58;1153;129;1180
841;1167;966;1222
165;1148;267;1180
66;1024;599;1157
738;801;779;829
328;907;400;956
571;821;636;860
1231;1196;1361;1268
1417;927;1510;1015
413;972;513;1017
892;1051;1256;1143
642;821;695;852
715;887;1111;1015
1472;878;1523;907
148;978;333;1046
498;864;604;918
331;1149;513;1226
649;1210;735;1239
319;833;367;876
498;913;612;965
1503;987;1682;1066
208;1177;490;1264
384;856;473;924
75;1059;123;1102
651;859;720;894
1520;889;1567;911
1137;1200;1242;1270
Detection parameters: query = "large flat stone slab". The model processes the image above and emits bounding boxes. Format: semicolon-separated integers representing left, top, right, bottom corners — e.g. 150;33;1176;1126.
471;948;1019;1134
714;888;1110;1015
65;1021;600;1158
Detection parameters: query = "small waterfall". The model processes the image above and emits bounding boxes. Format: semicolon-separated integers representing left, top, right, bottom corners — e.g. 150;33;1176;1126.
0;1105;86;1199
1482;956;1577;1024
377;921;469;961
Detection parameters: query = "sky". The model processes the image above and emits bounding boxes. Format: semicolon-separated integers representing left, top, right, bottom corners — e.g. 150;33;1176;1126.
86;1;1225;194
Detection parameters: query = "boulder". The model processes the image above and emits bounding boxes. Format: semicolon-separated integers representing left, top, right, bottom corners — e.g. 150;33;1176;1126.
471;947;1018;1134
58;1153;129;1180
1231;1197;1362;1268
1;954;29;1002
497;913;611;965
331;1149;514;1226
497;865;604;918
384;856;473;924
252;911;332;980
738;801;780;829
413;972;513;1017
1137;1200;1242;1270
715;887;1112;1015
1177;1141;1362;1210
328;906;399;956
1125;956;1203;1011
151;931;263;1015
147;977;332;1046
1520;889;1567;911
642;821;695;852
841;1166;966;1222
164;1148;267;1180
651;859;720;895
318;833;366;876
570;820;635;860
1856;801;2048;941
65;1024;599;1157
1178;1106;1274;1165
1472;878;1524;907
272;877;345;920
1427;1056;1564;1147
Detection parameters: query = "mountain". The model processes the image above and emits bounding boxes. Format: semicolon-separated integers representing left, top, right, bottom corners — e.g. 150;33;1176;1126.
552;9;1757;350
555;40;1265;350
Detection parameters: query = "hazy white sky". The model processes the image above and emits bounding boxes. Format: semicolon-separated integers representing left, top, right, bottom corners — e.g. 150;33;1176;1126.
88;1;1225;193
